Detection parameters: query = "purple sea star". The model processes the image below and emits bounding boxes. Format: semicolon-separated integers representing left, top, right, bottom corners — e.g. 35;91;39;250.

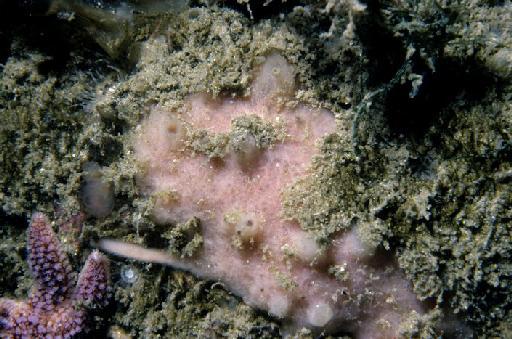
0;212;110;338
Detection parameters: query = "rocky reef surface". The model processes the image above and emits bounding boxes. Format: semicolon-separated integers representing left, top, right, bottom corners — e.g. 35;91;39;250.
1;0;512;338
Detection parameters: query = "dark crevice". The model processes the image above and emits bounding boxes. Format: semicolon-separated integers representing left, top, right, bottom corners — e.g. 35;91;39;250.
0;209;28;228
384;57;496;138
355;1;406;88
216;0;303;20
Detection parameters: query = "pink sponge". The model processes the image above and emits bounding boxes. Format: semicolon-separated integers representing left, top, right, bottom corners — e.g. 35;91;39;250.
124;53;425;337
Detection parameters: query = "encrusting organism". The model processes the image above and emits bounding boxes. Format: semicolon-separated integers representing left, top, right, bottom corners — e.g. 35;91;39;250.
100;53;427;338
0;212;110;338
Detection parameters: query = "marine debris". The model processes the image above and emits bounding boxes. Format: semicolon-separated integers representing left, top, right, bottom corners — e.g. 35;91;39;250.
0;212;110;338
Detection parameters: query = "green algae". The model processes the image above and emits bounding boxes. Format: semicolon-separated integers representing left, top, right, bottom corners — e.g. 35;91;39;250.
1;0;512;337
0;222;31;298
0;48;90;215
397;309;443;339
230;114;285;151
187;113;285;159
328;264;350;282
271;268;298;292
113;264;279;338
282;132;361;244
164;217;203;258
187;129;230;159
